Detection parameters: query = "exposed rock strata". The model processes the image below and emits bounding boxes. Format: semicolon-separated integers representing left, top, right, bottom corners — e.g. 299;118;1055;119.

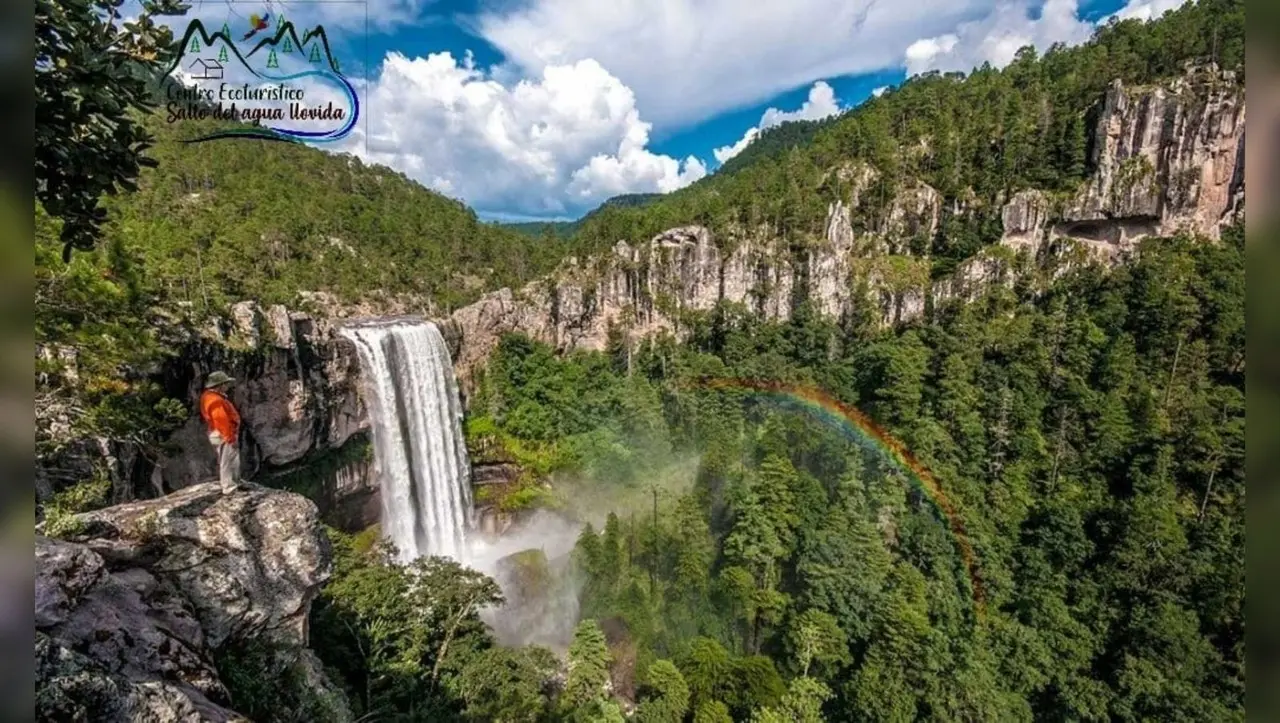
156;300;368;492
37;295;396;531
1061;66;1245;243
443;68;1245;387
35;67;1245;525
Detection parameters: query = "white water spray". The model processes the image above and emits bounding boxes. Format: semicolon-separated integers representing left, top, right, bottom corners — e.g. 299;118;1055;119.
340;318;473;562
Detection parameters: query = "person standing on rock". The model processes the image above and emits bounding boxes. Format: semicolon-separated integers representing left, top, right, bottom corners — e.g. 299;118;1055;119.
200;371;243;493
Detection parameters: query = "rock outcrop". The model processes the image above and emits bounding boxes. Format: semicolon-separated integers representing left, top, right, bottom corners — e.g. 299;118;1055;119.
35;483;343;722
444;66;1245;386
1056;65;1245;254
37;295;394;532
156;301;369;492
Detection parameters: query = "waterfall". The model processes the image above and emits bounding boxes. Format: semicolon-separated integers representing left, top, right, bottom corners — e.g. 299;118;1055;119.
340;318;473;563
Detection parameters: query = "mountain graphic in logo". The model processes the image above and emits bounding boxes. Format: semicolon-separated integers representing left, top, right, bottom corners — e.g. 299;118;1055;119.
165;18;359;144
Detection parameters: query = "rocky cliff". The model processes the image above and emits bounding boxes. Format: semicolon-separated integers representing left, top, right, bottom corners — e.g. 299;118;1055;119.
443;66;1244;387
153;300;369;493
34;67;1245;537
1060;65;1245;247
37;293;405;532
35;483;348;722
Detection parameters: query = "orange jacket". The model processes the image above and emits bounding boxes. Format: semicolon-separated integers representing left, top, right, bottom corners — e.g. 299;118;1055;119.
200;389;241;443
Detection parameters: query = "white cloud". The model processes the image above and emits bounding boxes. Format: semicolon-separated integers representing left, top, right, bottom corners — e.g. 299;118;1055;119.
761;80;840;128
1106;0;1188;22
475;0;990;128
903;0;1093;75
901;0;1192;76
712;80;841;164
871;85;889;97
713;128;759;164
341;52;707;217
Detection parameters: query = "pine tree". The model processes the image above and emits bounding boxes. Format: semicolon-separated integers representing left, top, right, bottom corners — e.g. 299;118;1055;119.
693;701;733;723
1064;114;1088;180
635;660;691;723
308;44;321;63
217;46;228;63
266;49;279;68
282;37;293;53
565;620;611;710
188;36;200;53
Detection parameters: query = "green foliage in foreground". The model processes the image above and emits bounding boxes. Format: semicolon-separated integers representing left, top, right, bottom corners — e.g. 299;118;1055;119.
41;474;112;538
309;529;555;722
36;207;191;478
214;639;349;722
473;233;1244;722
35;0;186;259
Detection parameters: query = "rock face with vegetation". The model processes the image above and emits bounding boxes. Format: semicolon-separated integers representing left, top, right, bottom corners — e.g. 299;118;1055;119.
1060;66;1245;244
35;483;346;722
37;291;400;530
445;66;1244;387
153;300;368;492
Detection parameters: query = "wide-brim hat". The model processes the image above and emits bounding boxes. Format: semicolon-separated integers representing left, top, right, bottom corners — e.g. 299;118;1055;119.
205;371;236;388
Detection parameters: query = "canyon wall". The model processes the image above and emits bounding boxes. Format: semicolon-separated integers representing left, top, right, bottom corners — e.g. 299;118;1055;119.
446;68;1244;388
35;67;1244;530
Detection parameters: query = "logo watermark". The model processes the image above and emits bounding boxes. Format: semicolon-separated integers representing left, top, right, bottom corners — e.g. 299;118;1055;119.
164;11;360;144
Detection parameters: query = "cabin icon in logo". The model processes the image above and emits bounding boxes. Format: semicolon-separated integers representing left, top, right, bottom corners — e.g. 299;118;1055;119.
188;57;224;80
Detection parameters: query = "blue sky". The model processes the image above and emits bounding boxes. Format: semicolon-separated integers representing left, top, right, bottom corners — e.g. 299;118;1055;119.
178;0;1182;220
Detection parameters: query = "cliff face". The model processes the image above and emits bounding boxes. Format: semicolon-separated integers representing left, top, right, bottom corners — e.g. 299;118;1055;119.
36;295;396;532
35;483;347;722
1060;67;1245;247
445;67;1244;386
35;68;1245;534
154;301;367;492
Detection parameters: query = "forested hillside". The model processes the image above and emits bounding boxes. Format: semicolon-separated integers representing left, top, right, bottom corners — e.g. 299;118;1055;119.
448;231;1244;722
570;0;1244;277
295;229;1243;723
715;117;835;176
288;3;1245;721
36;116;566;314
502;194;666;239
35;0;1245;721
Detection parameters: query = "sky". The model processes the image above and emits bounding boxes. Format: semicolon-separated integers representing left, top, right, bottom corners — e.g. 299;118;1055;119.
170;0;1191;221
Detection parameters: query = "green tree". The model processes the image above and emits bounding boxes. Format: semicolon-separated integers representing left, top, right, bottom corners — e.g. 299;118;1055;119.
565;620;612;712
453;646;558;723
692;700;733;723
750;677;833;723
635;660;691;723
35;0;187;259
785;609;849;677
309;535;504;720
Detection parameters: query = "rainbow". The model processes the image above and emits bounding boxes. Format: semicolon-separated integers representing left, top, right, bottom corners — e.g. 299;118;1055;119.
697;377;986;615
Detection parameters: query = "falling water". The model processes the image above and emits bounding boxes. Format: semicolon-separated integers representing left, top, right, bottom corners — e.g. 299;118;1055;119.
340;318;473;562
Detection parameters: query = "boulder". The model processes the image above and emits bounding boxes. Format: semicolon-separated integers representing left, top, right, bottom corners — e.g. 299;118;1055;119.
35;484;338;721
73;482;331;648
